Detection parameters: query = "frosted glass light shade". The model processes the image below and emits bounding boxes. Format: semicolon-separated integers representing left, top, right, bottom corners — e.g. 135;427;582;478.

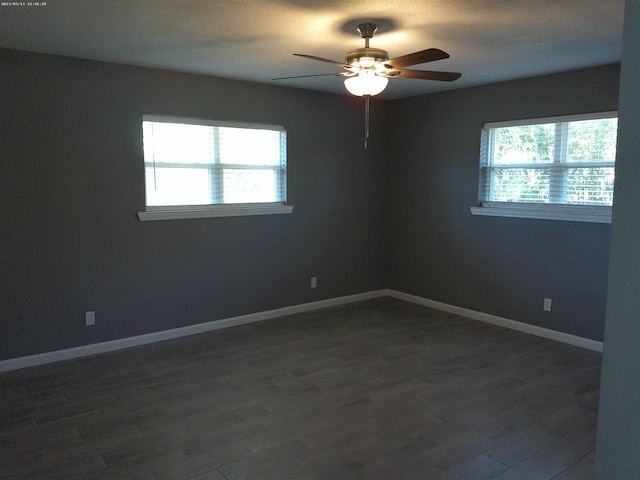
344;71;389;96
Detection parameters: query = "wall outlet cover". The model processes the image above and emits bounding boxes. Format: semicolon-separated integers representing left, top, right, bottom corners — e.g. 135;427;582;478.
85;311;96;326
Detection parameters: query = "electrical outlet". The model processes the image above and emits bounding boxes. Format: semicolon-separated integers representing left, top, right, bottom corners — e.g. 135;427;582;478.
543;298;552;312
85;311;96;326
311;277;317;289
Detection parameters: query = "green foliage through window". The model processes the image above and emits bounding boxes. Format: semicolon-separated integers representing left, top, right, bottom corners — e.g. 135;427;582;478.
479;113;617;207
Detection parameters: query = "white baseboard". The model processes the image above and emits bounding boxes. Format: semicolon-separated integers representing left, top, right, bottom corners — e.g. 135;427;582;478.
0;290;387;372
385;289;603;352
0;288;602;372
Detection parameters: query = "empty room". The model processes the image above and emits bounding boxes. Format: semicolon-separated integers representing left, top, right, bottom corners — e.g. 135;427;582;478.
1;1;638;479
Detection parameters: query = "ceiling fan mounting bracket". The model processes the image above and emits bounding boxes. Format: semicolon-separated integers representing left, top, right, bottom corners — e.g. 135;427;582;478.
357;23;379;49
357;23;378;40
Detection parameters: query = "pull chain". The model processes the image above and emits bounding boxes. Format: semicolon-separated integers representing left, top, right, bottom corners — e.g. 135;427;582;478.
364;94;370;148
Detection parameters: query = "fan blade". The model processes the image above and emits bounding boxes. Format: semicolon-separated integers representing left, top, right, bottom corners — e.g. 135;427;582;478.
385;48;450;68
272;72;347;80
294;53;352;69
392;69;461;82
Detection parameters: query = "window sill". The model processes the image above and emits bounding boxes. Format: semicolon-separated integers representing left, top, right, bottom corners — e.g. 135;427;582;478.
470;203;611;223
138;204;294;221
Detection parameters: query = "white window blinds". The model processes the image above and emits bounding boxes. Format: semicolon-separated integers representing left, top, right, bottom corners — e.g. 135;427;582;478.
479;112;618;207
142;116;287;208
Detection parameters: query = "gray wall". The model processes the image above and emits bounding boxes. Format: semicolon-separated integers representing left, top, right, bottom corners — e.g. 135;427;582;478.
595;0;640;477
0;48;387;360
385;64;620;342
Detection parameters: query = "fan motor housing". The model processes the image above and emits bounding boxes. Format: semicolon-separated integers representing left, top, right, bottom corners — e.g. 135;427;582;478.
346;47;389;66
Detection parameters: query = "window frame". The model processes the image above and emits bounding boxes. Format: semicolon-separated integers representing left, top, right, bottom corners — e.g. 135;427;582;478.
471;111;617;223
137;115;292;221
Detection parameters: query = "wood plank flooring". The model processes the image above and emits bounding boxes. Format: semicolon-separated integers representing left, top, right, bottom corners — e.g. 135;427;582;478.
0;298;601;479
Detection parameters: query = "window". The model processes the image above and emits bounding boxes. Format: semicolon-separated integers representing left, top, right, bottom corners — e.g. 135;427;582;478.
138;115;292;221
471;112;618;223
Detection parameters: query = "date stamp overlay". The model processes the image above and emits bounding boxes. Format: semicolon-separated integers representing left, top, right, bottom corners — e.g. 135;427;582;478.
1;2;48;6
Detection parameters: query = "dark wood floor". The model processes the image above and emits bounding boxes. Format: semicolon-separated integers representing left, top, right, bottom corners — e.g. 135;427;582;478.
1;298;601;480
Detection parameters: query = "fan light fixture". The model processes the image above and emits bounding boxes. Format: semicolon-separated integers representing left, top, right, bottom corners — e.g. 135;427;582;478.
344;70;389;96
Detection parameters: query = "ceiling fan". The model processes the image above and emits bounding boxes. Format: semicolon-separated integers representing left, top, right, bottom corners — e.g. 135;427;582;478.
274;23;461;147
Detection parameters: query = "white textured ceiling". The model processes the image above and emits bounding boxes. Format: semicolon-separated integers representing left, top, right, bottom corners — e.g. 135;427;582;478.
0;0;624;99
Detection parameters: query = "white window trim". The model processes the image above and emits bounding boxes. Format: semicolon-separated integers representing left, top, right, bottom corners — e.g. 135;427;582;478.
474;111;617;223
470;202;611;223
142;115;286;132
138;115;292;221
138;203;293;222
